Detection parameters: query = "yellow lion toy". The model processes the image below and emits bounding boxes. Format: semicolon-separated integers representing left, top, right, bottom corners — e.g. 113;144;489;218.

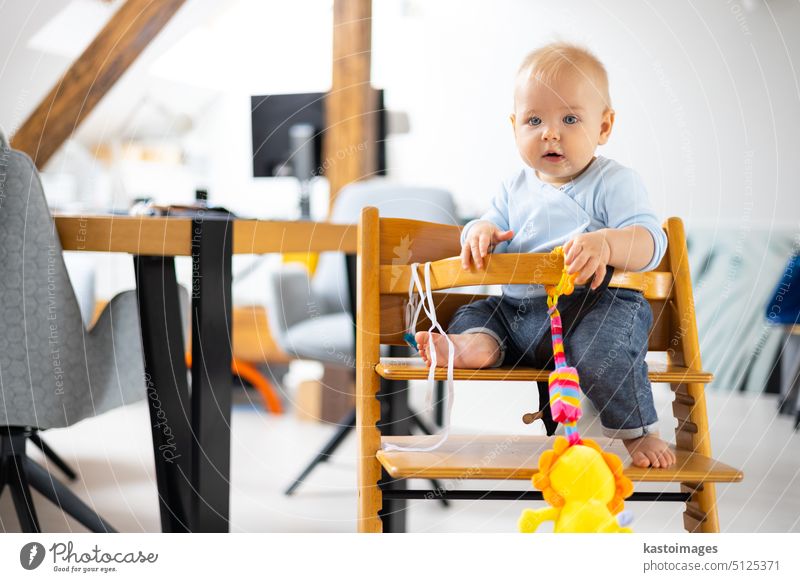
518;436;634;533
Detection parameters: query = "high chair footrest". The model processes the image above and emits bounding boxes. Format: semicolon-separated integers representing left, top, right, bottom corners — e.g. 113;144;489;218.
377;435;743;483
381;489;693;502
376;358;713;383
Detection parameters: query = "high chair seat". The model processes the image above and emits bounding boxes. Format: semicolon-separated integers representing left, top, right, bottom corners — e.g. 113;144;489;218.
377;435;744;483
376;357;714;384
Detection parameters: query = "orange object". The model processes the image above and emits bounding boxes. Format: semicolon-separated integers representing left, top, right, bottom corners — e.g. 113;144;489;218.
185;353;283;414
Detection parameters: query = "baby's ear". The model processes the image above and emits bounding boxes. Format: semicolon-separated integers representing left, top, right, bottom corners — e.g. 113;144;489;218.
509;113;516;129
598;109;615;145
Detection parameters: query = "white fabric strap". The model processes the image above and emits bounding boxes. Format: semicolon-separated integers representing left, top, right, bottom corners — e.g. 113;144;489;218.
383;262;455;453
404;277;424;338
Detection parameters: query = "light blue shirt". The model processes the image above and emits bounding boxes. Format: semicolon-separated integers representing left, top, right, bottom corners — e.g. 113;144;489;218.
462;156;667;299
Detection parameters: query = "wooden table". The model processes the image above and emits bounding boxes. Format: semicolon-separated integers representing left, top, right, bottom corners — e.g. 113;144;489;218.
56;215;356;532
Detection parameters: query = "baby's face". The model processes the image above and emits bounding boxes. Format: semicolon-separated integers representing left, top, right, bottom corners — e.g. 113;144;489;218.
511;71;614;187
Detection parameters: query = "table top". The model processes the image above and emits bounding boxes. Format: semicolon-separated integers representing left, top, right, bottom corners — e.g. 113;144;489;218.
54;215;358;255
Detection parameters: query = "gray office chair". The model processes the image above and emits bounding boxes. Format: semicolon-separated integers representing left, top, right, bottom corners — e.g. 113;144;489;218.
0;129;146;532
265;180;459;494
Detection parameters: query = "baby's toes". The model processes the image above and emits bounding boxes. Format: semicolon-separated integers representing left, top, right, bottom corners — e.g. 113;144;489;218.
655;450;670;468
418;346;429;365
644;451;660;468
631;451;650;468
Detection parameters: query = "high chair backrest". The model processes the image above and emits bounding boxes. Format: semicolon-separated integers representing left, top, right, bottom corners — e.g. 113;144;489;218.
359;208;690;355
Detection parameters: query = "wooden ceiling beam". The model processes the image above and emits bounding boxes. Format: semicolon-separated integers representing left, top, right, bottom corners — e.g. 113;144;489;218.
11;0;186;168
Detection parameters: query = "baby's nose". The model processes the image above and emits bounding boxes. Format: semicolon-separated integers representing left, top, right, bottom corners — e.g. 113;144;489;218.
541;126;560;140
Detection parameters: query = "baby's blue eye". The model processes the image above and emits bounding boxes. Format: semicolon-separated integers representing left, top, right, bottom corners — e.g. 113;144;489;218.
528;116;542;126
563;114;579;125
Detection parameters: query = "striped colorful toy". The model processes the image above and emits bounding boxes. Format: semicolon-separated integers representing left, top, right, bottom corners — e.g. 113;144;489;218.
545;248;583;446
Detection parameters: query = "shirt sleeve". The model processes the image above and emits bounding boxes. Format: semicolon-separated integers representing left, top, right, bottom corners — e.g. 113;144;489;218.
599;166;667;272
461;181;511;250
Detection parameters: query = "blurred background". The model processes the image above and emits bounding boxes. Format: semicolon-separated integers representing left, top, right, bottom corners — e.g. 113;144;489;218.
1;0;798;532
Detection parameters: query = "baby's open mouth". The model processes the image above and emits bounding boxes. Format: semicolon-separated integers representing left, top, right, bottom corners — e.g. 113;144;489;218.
543;152;565;161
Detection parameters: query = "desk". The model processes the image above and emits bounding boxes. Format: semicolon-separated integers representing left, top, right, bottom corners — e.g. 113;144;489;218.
55;215;356;532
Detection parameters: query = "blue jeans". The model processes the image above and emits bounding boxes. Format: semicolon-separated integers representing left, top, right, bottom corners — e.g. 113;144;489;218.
448;288;659;439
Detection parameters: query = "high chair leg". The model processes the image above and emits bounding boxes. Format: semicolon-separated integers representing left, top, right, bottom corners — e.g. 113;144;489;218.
682;482;720;533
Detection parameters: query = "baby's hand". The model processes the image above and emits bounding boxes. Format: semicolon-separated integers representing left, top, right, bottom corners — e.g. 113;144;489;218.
564;231;611;290
461;221;514;270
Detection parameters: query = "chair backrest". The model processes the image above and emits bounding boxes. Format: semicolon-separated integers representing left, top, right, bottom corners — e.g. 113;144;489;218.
311;180;459;314
0;129;145;429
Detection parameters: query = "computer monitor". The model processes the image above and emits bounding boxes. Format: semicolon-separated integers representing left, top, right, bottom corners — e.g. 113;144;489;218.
250;90;387;179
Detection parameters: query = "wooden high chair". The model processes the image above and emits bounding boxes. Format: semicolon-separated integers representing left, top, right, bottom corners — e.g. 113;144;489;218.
356;207;743;533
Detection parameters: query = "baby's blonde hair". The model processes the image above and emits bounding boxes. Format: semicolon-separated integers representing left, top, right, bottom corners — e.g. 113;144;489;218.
516;42;611;110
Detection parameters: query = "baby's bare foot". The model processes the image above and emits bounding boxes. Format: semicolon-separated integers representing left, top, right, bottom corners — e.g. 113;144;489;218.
623;434;676;468
415;331;500;369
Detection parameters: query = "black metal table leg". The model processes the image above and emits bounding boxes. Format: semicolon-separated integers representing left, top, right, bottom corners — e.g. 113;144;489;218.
190;216;233;532
134;255;193;533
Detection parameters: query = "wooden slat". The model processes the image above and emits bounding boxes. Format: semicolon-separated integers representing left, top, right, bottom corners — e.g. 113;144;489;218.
664;217;720;533
380;255;674;299
375;357;714;383
11;0;186;168
55;216;356;255
326;0;375;212
356;207;384;533
376;435;744;483
381;255;559;291
665;218;707;381
378;218;462;264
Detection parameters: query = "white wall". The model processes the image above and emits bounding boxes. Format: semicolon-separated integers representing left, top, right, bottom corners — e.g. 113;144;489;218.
373;0;800;231
4;0;797;230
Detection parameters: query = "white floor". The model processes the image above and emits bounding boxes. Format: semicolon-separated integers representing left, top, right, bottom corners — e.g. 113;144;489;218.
2;380;799;533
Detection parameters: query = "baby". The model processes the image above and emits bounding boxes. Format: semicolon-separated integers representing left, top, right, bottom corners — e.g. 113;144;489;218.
416;42;675;469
